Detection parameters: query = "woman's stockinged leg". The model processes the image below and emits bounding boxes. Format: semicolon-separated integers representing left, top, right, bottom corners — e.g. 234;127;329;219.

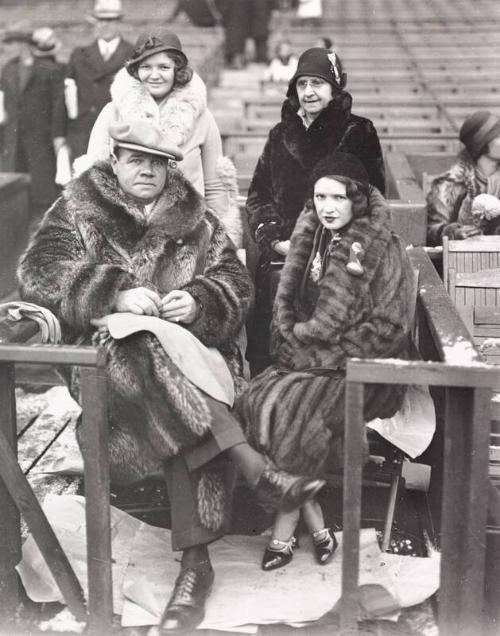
302;499;338;565
302;499;326;533
262;509;301;571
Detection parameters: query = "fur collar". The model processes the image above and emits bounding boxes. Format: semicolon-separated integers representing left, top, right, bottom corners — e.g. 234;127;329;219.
279;93;354;170
276;188;392;341
445;149;481;195
63;160;207;239
110;67;207;147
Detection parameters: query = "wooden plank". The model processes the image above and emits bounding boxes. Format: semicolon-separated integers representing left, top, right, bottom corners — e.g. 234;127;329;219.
439;387;491;636
447;236;500;252
80;367;113;633
341;381;365;636
389;202;427;246
0;344;105;367
385;151;425;203
475;307;500;324
0;426;87;621
456;269;500;287
0;363;20;619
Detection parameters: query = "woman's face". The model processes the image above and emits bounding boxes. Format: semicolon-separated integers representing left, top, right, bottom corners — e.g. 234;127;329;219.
314;177;353;230
296;75;333;119
137;51;176;100
487;133;500;161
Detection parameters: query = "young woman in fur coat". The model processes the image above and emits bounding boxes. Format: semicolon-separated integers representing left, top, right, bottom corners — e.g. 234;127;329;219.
80;28;242;247
245;47;385;373
426;110;500;246
17;120;324;634
239;152;413;571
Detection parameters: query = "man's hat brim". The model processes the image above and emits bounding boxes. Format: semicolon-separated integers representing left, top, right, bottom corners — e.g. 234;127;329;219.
113;140;183;161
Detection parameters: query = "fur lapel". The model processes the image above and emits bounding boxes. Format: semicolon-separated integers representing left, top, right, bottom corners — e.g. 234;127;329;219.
446;150;480;197
280;93;353;170
110;67;207;147
276;187;392;342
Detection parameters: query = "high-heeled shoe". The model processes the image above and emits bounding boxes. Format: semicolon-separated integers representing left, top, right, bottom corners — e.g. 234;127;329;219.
256;463;325;513
312;528;338;565
262;536;298;571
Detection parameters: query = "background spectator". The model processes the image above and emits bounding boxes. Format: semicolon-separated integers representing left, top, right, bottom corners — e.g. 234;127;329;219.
263;39;298;83
167;0;223;27
0;28;67;222
220;0;273;68
65;0;133;158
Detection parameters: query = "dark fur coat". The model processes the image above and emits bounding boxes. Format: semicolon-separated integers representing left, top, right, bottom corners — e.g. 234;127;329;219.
238;188;413;477
17;162;253;530
426;150;480;245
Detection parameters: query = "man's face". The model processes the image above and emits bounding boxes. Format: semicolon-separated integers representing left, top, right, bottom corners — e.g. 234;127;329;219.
111;148;168;202
94;17;121;42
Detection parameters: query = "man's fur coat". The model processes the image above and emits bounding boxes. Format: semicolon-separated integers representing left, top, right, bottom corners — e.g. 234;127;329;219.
238;188;413;478
17;161;253;530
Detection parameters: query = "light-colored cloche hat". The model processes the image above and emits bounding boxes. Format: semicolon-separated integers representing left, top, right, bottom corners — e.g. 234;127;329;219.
109;120;184;161
459;111;500;159
91;0;123;20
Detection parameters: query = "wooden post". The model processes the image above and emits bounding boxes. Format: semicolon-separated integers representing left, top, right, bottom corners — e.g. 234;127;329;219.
341;380;365;636
0;363;20;621
440;386;491;636
80;366;113;633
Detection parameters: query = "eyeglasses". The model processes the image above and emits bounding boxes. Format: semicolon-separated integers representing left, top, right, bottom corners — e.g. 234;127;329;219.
296;78;327;90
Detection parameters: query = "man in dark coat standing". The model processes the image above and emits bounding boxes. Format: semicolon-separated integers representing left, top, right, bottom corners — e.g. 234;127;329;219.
245;47;386;373
0;28;67;222
66;0;134;158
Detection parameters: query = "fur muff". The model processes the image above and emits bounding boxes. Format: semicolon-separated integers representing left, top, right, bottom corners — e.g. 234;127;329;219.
17;161;253;531
426;149;481;245
238;188;413;478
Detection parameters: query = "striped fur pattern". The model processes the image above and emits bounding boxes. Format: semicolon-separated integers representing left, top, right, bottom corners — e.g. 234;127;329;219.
238;188;413;476
17;161;253;530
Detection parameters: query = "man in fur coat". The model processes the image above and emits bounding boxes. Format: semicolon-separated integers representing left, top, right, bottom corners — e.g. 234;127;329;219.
245;47;385;373
17;119;324;634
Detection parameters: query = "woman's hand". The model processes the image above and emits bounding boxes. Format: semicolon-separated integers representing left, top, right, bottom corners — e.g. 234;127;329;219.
272;240;291;256
161;290;199;324
114;287;162;316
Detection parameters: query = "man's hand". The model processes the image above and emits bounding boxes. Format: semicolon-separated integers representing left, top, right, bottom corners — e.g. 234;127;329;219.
160;290;199;324
272;240;290;256
114;287;162;316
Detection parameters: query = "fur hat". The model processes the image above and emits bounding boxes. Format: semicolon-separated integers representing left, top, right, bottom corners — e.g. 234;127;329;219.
310;151;370;189
459;111;500;159
126;30;187;77
109;119;183;161
287;47;346;97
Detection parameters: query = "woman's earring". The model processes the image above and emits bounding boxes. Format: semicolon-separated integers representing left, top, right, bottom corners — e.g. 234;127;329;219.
169;160;177;169
346;242;364;276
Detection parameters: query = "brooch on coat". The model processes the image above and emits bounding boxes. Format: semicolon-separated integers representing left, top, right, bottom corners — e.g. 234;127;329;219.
346;242;364;276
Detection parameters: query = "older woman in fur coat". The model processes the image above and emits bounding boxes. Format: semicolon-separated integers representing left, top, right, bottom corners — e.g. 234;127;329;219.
17;120;324;634
427;110;500;246
239;152;413;571
80;28;243;248
245;47;385;373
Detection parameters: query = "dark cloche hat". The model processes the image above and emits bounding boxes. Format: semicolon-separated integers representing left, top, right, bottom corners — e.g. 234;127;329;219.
459;110;500;159
287;47;346;97
126;29;187;76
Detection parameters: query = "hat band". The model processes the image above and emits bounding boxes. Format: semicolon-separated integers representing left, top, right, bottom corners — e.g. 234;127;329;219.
464;114;499;144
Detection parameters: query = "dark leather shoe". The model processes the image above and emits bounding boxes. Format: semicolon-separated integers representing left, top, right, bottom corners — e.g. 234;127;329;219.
157;564;214;634
262;536;298;571
312;528;338;565
256;463;325;512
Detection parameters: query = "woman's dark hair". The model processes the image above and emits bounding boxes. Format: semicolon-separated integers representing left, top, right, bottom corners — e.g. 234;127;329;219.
312;175;370;218
128;50;193;88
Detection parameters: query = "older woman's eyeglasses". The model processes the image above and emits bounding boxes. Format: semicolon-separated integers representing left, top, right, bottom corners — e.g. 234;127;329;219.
296;78;327;90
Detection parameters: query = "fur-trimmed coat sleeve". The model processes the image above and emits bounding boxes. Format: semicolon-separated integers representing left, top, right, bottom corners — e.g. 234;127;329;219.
18;198;136;332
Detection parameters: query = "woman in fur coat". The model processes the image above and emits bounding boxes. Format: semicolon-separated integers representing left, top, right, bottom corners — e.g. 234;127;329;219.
246;47;385;373
81;28;243;247
427;110;500;246
239;152;413;571
17;120;323;634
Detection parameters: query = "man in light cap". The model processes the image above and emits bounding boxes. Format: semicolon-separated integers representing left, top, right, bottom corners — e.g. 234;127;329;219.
17;119;324;634
66;0;133;158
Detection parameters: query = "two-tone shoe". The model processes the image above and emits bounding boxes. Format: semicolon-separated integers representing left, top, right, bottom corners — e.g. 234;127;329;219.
262;536;298;571
312;528;338;565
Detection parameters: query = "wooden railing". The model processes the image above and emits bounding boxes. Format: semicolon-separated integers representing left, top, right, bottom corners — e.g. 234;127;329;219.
342;247;500;636
0;339;112;634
